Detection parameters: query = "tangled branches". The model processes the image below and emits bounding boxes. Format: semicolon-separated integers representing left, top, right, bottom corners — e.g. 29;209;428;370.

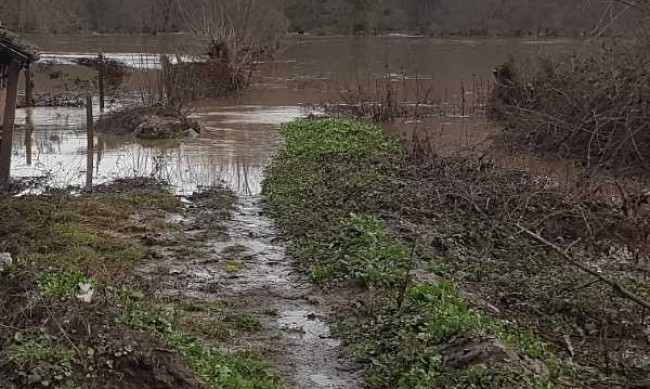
490;42;650;178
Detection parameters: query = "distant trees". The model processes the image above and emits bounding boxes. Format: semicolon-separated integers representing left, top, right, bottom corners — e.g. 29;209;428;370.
0;0;639;36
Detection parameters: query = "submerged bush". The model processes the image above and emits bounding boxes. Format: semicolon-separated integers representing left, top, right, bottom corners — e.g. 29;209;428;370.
490;42;650;176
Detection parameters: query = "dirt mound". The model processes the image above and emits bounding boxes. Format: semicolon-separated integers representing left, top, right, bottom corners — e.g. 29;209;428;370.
440;336;545;374
96;106;203;140
0;271;202;389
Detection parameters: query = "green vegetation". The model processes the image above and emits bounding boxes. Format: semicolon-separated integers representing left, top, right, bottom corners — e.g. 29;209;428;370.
121;299;279;389
0;183;282;389
37;270;94;298
263;119;562;388
5;332;77;389
0;190;172;280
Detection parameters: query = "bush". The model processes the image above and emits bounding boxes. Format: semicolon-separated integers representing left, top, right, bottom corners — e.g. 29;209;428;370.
490;42;650;177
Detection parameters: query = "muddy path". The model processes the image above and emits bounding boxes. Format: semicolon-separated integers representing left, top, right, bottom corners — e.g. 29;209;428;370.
140;193;361;389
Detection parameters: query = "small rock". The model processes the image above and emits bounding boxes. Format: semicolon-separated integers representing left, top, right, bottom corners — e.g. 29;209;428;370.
0;253;13;272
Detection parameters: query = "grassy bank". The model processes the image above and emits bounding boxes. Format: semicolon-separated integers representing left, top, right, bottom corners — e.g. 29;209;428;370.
0;180;283;389
262;119;649;388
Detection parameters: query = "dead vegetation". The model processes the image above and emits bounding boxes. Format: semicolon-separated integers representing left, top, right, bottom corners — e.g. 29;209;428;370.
316;68;488;122
182;0;286;92
391;138;650;386
489;40;650;179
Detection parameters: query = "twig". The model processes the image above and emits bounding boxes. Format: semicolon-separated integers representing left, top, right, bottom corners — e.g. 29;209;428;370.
518;224;650;310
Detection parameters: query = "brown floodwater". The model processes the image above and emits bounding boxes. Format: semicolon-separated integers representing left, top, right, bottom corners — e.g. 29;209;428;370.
12;34;590;194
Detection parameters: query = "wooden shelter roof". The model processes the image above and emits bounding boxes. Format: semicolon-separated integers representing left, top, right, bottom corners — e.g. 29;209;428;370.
0;27;39;64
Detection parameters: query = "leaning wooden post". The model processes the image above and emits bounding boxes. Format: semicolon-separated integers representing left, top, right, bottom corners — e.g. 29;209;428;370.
86;95;94;189
0;61;22;190
25;64;33;107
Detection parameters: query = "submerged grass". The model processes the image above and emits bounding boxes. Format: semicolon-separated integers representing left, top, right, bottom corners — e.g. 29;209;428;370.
263;118;569;388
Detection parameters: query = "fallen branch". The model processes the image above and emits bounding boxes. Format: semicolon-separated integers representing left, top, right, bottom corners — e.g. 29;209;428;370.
518;224;650;311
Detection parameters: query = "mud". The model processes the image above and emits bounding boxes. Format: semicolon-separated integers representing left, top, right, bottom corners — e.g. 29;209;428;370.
140;194;361;389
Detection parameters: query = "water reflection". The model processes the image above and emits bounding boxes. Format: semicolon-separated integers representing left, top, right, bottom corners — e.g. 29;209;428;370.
11;105;303;195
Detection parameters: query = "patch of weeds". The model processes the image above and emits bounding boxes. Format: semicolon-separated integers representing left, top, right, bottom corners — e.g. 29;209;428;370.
178;299;235;313
181;313;261;341
222;313;262;332
222;244;249;256
167;332;283;389
0;191;156;281
290;214;411;285
37;270;94;299
336;281;556;388
174;245;210;260
120;298;282;389
4;332;77;389
223;259;245;273
93;190;180;212
263;119;561;388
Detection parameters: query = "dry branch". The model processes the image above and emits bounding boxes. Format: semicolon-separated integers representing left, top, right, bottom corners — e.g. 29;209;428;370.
518;224;650;311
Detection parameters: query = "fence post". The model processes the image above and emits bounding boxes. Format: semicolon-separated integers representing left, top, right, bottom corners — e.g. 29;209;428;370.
86;95;94;189
25;64;33;107
0;61;22;190
98;53;106;113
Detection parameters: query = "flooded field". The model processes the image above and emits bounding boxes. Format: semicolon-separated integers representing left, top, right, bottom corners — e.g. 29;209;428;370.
13;34;587;194
7;34;642;389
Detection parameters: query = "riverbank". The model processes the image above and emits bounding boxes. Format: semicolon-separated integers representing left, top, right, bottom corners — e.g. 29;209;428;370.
0;179;286;389
262;119;650;388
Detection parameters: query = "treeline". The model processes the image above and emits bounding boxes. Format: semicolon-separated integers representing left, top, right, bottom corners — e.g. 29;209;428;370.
0;0;638;36
284;0;626;36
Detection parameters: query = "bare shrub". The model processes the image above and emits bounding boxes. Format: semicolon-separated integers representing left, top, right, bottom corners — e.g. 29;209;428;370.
393;141;650;382
317;68;488;122
182;0;287;92
490;41;650;178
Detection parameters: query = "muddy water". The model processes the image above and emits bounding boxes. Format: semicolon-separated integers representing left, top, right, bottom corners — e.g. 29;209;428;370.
13;35;587;193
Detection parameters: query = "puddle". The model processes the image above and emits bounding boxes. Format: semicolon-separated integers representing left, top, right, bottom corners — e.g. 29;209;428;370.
278;310;333;341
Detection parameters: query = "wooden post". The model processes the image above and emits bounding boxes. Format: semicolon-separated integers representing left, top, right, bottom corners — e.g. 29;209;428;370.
0;61;22;190
25;64;33;107
86;95;94;189
25;108;33;166
98;53;105;113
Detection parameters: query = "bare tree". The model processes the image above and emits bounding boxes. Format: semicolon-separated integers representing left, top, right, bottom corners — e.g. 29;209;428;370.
182;0;287;90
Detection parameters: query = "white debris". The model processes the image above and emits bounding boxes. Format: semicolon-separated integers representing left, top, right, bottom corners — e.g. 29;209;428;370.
0;253;13;272
76;282;95;303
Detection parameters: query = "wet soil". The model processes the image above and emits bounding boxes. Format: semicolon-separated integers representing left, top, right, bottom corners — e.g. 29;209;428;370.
140;193;361;389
